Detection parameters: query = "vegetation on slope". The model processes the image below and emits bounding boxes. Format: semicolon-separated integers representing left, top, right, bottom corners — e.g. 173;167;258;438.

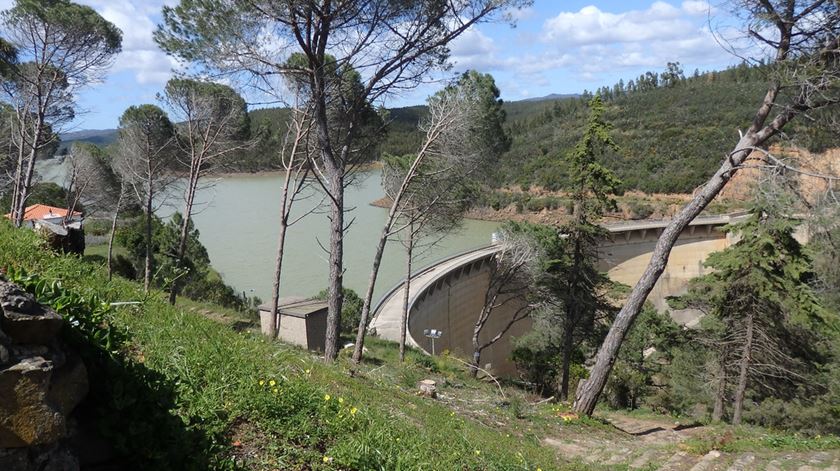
0;221;568;470
3;216;840;470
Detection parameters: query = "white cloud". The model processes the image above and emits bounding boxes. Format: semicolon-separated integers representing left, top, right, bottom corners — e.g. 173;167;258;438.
505;6;535;22
2;0;177;85
682;0;715;15
449;27;499;70
78;0;178;85
542;3;693;46
532;1;730;83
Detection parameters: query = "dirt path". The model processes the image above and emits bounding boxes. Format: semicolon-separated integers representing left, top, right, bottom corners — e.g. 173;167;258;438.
544;414;840;470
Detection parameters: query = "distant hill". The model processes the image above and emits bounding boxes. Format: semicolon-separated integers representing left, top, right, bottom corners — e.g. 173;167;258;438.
58;64;833;194
58;128;117;153
518;93;579;102
496;65;835;194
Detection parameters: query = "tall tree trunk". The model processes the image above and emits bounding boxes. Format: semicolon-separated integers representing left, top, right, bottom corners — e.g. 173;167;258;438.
732;311;754;425
470;306;490;378
324;169;344;362
560;319;575;401
143;182;153;293
399;229;414;363
9;134;25;222
352;223;391;362
352;138;438;363
268;169;294;339
562;209;584;401
573;124;786;415
14;121;43;227
106;191;123;281
169;172;198;305
712;348;727;422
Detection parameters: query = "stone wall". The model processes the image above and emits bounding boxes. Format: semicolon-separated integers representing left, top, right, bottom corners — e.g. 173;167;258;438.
0;277;88;471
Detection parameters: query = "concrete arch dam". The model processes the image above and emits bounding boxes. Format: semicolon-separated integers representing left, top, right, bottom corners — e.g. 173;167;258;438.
370;213;774;377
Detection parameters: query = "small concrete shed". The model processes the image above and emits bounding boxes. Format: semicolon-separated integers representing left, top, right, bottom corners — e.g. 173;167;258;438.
259;298;328;352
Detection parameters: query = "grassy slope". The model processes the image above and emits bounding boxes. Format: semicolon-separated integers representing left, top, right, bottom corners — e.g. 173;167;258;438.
4;224;838;470
0;223;577;470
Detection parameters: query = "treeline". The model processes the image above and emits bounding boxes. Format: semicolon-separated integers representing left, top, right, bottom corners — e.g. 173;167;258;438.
501;62;787;194
57;61;831;197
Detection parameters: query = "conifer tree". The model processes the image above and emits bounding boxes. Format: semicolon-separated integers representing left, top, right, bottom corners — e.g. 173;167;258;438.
555;95;621;400
682;198;828;424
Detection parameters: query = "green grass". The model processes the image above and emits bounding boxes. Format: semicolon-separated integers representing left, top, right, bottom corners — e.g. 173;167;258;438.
5;223;836;470
681;425;840;455
83;241;127;262
0;222;572;470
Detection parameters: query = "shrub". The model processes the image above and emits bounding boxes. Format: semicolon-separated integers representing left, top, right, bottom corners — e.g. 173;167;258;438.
316;287;363;334
626;199;655;220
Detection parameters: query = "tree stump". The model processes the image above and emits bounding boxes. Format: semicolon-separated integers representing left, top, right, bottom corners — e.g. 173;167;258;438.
418;379;437;398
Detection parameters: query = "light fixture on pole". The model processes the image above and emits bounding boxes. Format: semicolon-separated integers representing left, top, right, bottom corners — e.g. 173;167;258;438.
423;328;443;356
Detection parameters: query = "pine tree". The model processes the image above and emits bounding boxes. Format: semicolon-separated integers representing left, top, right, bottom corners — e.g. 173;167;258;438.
683;198;828;424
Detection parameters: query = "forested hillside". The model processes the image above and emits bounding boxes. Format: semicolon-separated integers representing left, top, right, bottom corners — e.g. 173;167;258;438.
389;63;836;194
59;64;834;193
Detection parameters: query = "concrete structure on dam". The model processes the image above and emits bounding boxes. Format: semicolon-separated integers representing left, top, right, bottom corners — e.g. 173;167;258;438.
370;213;807;377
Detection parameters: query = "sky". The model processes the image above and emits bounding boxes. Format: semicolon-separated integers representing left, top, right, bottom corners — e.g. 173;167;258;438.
1;0;746;131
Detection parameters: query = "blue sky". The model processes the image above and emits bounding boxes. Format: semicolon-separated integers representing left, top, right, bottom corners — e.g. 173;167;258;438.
1;0;743;130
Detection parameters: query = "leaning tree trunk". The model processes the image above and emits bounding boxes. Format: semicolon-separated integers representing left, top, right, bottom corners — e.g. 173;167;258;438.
352;220;392;362
573;82;797;415
268;169;295;339
732;311;754;425
352;136;439;364
399;228;414;363
572;136;756;414
169;167;199;305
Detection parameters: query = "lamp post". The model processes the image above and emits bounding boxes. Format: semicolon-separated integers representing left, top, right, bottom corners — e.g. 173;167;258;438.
423;328;443;356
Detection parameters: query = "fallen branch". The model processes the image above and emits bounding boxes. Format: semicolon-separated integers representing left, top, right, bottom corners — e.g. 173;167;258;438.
449;356;506;400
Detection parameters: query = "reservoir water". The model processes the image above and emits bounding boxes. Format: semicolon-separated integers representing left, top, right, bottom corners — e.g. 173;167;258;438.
38;158;499;303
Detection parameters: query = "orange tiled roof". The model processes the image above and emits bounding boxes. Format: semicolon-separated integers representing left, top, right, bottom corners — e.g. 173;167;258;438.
4;204;82;221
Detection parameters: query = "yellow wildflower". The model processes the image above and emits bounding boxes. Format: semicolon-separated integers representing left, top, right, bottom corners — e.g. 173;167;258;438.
324;394;331;401
258;380;265;386
350;407;358;415
305;369;311;374
338;397;344;404
322;456;333;463
272;388;278;394
269;379;276;387
474;450;481;456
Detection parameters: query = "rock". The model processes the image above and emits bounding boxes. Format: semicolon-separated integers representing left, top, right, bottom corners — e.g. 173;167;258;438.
0;281;64;345
0;282;37;313
47;352;88;416
0;443;80;471
0;281;87;469
0;356;65;447
1;304;63;345
418;379;437;398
